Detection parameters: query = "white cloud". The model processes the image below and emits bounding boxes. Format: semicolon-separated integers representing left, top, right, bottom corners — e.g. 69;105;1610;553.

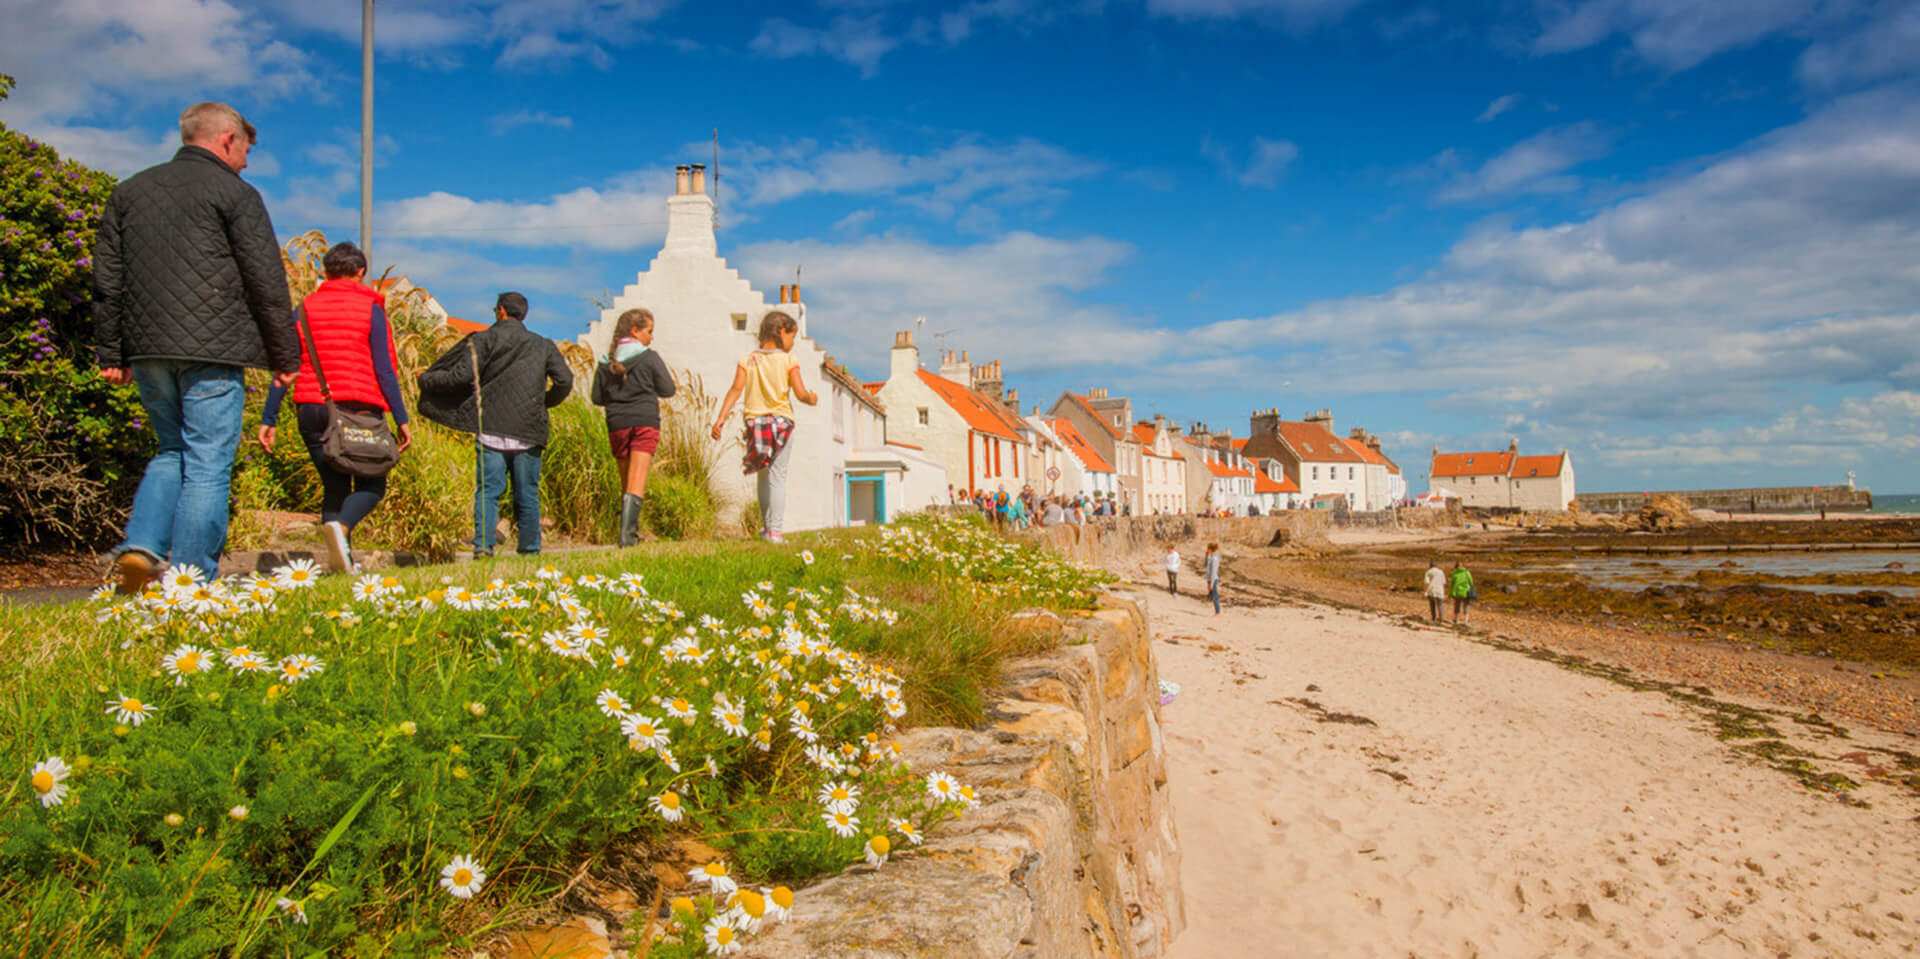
732;231;1145;377
1529;0;1822;71
1435;121;1613;202
1204;136;1302;188
1595;391;1920;472
1182;86;1920;446
489;110;575;135
1144;0;1367;29
1798;2;1920;90
750;15;901;75
1477;92;1523;123
717;136;1104;218
0;0;315;127
381;182;671;252
23;123;180;178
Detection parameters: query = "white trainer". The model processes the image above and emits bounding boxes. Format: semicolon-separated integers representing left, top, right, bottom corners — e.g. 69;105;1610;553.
321;521;351;574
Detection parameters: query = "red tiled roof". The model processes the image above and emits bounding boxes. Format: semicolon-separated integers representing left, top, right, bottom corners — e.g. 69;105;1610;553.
1051;418;1115;473
820;357;883;412
1279;422;1368;463
1132;423;1157;445
863;381;885;397
1512;453;1565;478
447;317;486;334
1432;450;1515;477
917;370;1025;442
1065;392;1124;440
1254;471;1299;494
1231;438;1247;451
1205;460;1252;478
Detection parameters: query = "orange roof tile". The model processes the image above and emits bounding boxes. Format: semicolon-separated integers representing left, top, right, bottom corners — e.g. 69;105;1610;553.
862;381;885;396
1231;438;1248;451
1512;453;1565;478
1051;418;1115;473
447;317;486;334
1204;460;1252;478
1279;421;1368;463
1254;472;1299;494
917;370;1025;442
820;357;883;412
1132;423;1157;444
1432;450;1515;477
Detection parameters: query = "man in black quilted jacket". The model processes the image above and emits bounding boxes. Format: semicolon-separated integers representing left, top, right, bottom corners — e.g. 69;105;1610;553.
416;292;572;557
94;101;298;593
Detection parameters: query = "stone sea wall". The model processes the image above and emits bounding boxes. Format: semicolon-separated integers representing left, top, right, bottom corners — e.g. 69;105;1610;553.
1021;511;1334;566
1576;485;1873;515
737;591;1183;959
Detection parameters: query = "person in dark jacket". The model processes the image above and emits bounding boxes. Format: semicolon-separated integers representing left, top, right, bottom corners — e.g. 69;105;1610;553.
591;308;676;547
94;101;297;593
416;292;572;557
256;242;413;573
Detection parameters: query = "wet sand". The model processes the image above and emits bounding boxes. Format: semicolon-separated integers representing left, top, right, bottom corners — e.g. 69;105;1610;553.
1142;575;1920;958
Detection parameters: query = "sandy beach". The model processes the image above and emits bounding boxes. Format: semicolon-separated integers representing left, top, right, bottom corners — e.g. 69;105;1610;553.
1142;571;1920;958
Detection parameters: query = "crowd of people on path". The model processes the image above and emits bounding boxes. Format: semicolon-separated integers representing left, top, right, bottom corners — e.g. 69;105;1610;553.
954;485;1131;530
93;100;814;591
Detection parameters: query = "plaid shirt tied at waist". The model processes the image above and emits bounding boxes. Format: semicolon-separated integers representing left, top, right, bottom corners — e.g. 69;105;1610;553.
741;414;794;473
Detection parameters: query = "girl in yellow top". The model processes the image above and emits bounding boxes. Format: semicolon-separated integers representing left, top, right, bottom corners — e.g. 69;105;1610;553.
711;311;817;542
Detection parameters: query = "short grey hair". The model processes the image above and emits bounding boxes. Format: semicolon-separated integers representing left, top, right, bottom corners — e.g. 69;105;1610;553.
179;102;256;146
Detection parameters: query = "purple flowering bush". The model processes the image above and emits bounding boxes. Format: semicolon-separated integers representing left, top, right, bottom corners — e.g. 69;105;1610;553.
0;76;150;546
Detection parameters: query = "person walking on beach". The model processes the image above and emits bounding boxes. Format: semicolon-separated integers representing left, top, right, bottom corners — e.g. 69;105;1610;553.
591;308;675;547
1424;559;1447;623
1205;542;1222;616
95;101;297;592
1164;544;1182;596
417;292;573;557
711;311;816;542
1449;560;1475;625
257;242;412;573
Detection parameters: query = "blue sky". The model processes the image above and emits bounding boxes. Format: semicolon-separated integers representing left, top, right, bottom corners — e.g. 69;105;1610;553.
5;0;1919;494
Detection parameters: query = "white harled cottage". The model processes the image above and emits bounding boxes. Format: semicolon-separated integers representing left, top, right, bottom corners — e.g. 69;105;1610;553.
581;164;944;530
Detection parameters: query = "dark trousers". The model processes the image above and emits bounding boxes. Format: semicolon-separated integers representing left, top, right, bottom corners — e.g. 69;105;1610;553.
295;403;389;533
1428;596;1444;621
1167;572;1178;595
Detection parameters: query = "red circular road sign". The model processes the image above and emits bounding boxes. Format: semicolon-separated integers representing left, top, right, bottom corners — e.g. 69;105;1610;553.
1046;466;1061;481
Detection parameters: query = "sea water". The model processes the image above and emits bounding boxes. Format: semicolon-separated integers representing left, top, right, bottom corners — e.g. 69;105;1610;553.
1870;493;1920;515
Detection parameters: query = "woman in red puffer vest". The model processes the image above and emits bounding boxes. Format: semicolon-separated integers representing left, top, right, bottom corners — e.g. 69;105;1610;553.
257;242;413;573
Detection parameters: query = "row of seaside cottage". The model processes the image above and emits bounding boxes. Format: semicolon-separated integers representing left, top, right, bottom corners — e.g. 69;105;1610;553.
438;164;1573;532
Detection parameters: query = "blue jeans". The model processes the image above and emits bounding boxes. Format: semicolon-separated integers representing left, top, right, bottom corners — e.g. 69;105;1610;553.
117;360;246;579
475;443;542;554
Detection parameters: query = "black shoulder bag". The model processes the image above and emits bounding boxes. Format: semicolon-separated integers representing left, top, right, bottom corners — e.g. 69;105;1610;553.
297;313;403;479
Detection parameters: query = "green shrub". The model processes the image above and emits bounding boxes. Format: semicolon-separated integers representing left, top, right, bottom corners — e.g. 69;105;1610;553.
642;473;715;541
350;420;481;560
0;75;146;547
539;396;621;544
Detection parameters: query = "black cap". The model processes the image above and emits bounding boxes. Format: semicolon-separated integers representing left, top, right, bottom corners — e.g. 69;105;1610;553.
496;292;528;320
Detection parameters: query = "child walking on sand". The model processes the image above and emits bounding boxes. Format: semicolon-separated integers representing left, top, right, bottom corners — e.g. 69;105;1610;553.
592;309;675;547
711;311;817;543
1205;542;1222;616
1164;545;1181;596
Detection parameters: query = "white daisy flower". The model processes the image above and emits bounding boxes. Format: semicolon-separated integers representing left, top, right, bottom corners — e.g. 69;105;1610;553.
229;652;270;674
275;896;308;924
466;701;487;717
822;808;859;838
277;654;324;684
439;854;486;899
160;563;206;594
712;705;749;738
663;695;696;721
799;550;815;565
89;584;116;602
610;645;632;668
568;621;609;647
803;745;842;773
688;860;737;897
30;757;70;808
228;805;249;821
374;573;405;596
763;886;794;922
106;692;156;726
816;780;860;814
864;834;891;868
534;563;562;581
788;712;819;743
705;756;720;779
726;887;769;933
272;559;322;590
743;593;774;620
350;575;383;603
446;585;484;610
649;790;684;823
621;713;671;752
161;644;212;683
595;689;631;719
957;784;979;808
656;747;682;773
702;914;743;955
925;770;960;804
890;817;923;845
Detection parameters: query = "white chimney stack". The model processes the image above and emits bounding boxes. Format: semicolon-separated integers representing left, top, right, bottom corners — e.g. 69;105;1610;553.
663;163;716;258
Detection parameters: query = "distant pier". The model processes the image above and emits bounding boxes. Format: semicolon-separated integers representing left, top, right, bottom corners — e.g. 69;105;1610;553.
1575;484;1872;515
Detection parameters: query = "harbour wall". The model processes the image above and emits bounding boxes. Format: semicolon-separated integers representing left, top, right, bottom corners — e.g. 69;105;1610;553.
1576;485;1872;515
